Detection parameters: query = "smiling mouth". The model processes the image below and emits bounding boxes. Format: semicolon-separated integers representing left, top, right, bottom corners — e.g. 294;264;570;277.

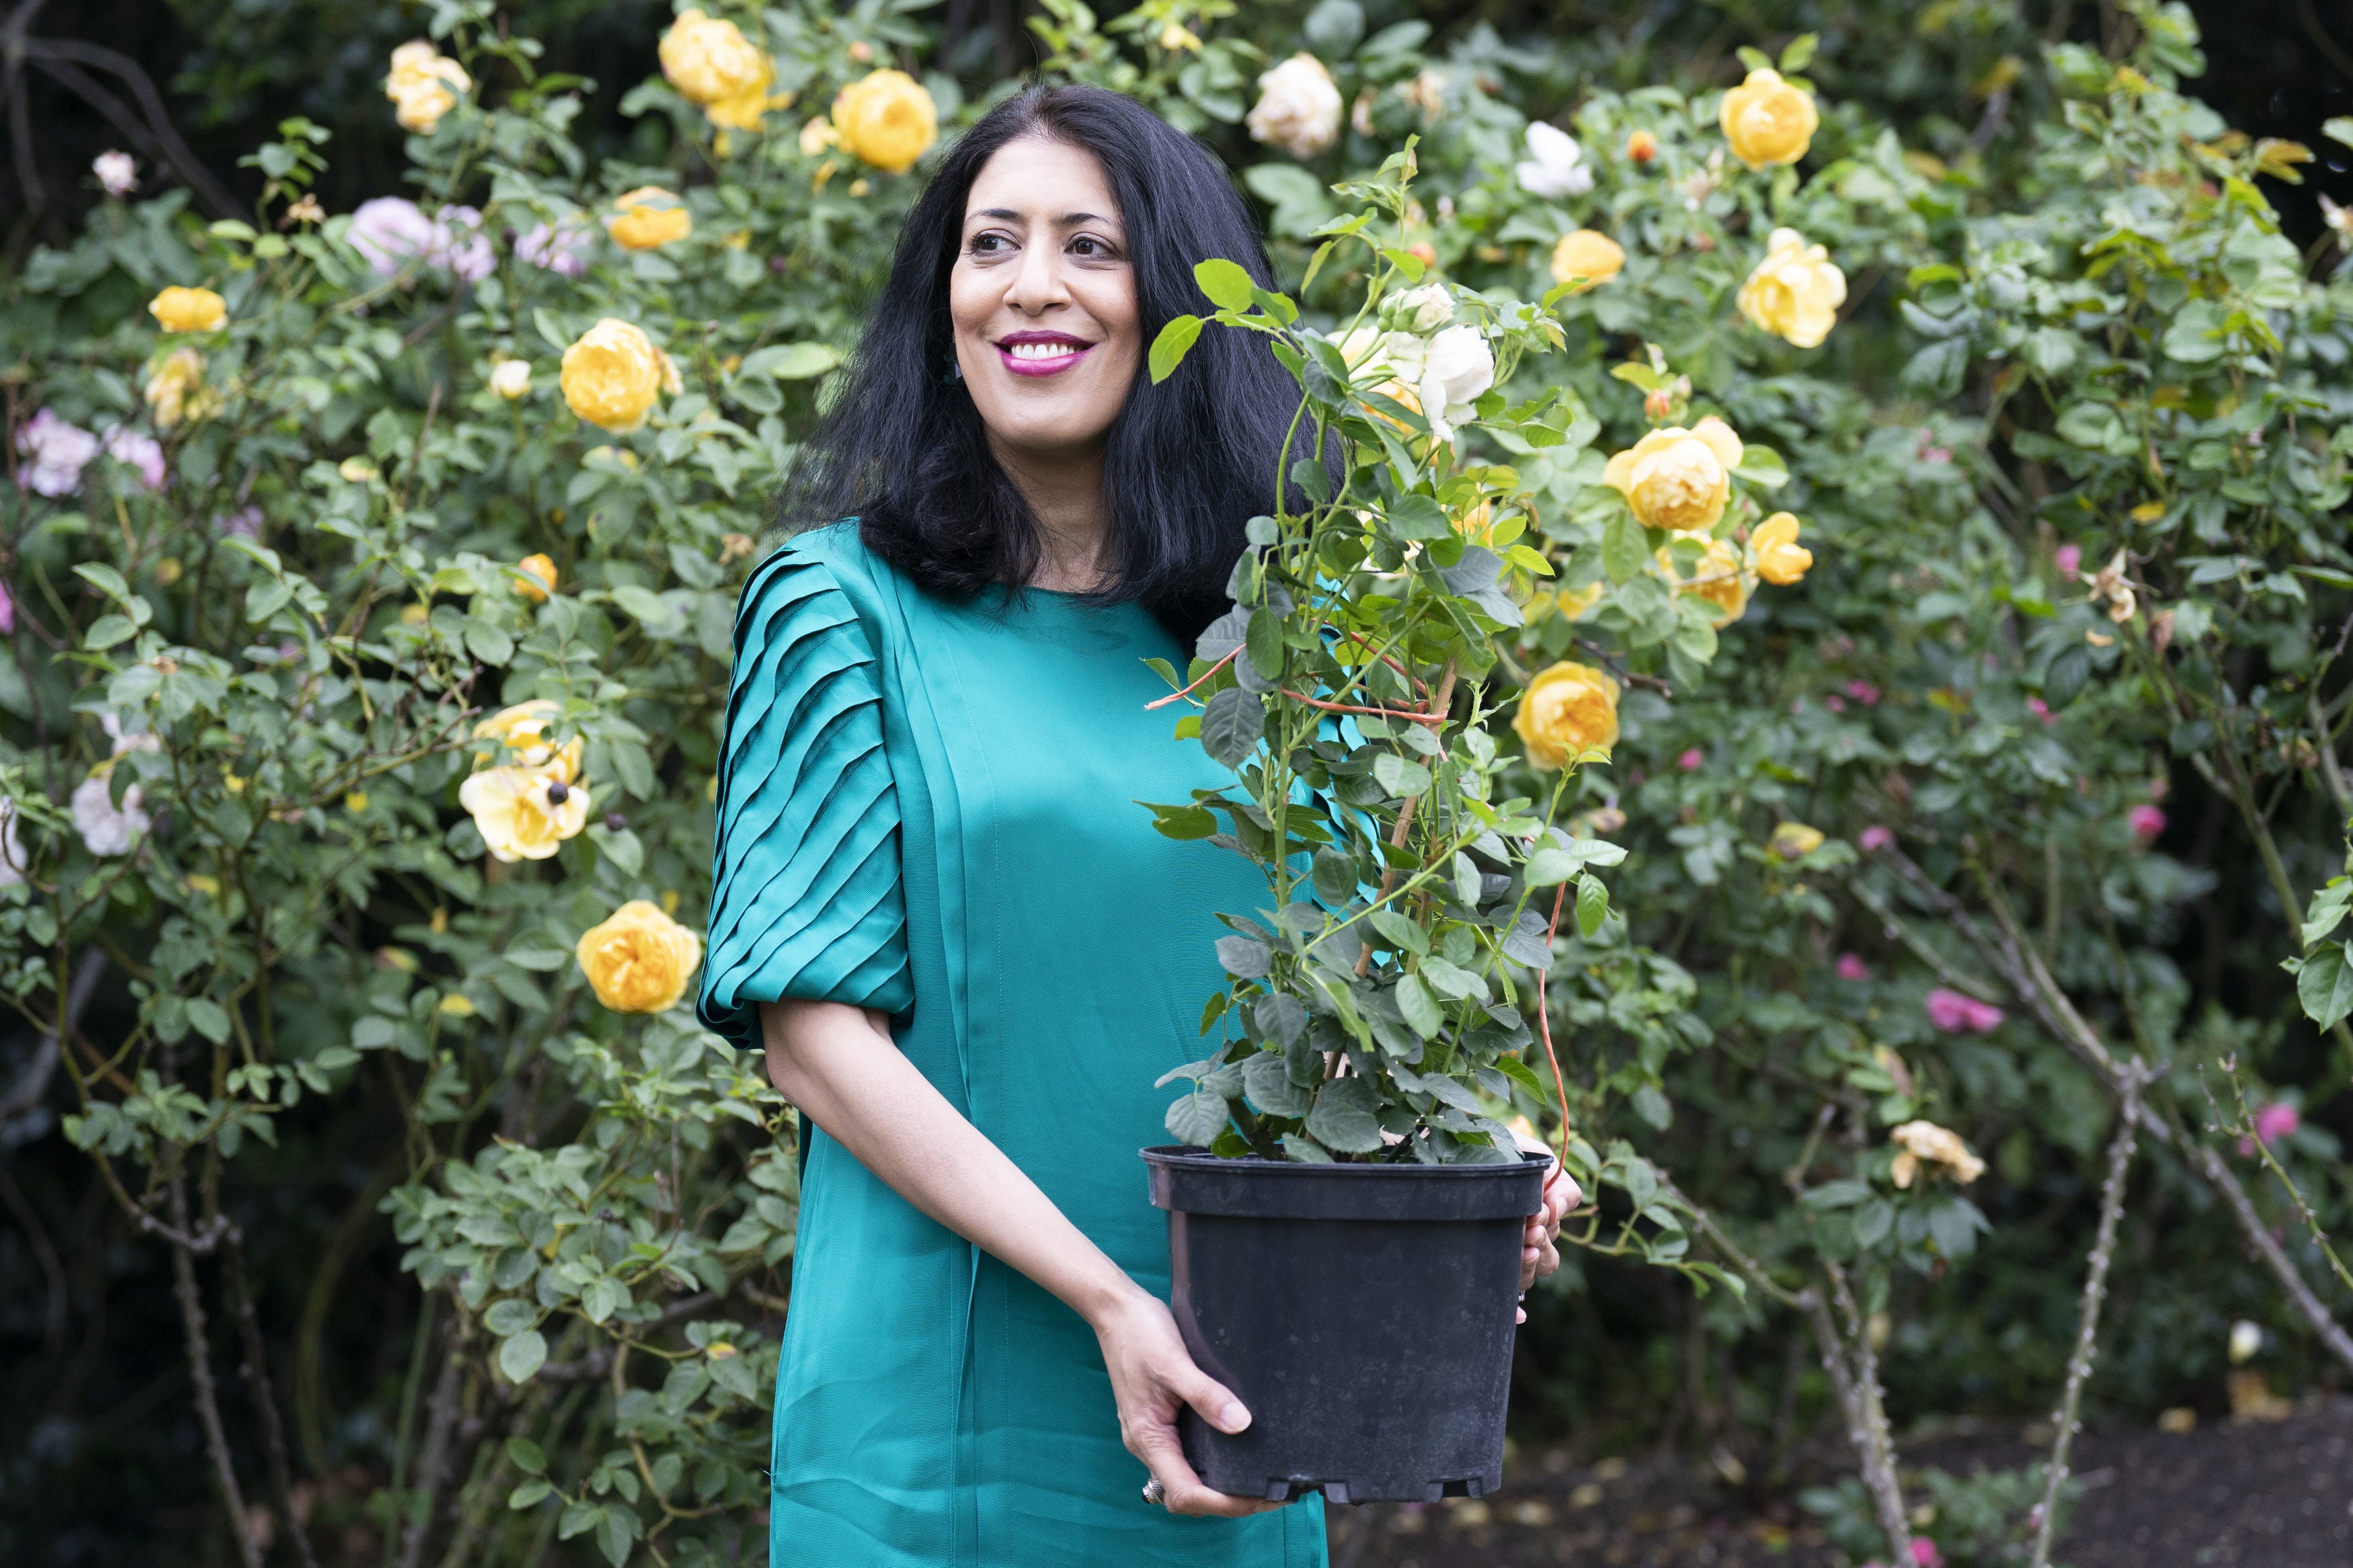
996;333;1095;377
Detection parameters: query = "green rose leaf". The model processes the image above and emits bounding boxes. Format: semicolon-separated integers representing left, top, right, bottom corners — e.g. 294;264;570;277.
1305;1077;1384;1153
497;1329;548;1384
1166;1086;1234;1147
1193;257;1257;311
1150;315;1203;383
1199;687;1265;768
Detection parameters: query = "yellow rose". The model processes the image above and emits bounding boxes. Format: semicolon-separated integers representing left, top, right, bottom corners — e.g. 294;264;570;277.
144;347;206;428
1888;1120;1985;1188
1719;67;1818;171
1527;580;1605;624
1737;228;1847;348
473;700;582;779
1659;537;1749;625
1603;417;1744;533
512;554;558;603
1752;512;1812;585
560;319;666;432
1513;661;1620;770
831;69;939;174
1548;230;1626;292
607;187;692;249
150;286;227;333
660;9;770;106
576;899;704;1014
385;40;470;134
460;764;590;863
1767;820;1825;860
800;115;842;156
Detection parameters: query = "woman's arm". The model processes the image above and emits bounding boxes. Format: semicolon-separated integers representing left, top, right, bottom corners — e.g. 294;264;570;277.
760;997;1279;1518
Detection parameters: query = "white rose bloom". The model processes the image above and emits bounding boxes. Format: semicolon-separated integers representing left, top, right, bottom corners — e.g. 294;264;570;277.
1515;121;1593;200
102;711;161;755
93;151;138;196
1246;54;1343;161
1390;283;1454;333
1415;325;1494;444
490;359;532;399
72;773;149;857
0;798;26;888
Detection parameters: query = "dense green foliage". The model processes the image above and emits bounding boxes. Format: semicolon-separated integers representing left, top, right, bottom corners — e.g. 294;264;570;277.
4;2;2352;1566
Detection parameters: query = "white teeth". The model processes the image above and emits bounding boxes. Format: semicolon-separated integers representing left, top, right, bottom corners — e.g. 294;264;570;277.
1008;341;1080;360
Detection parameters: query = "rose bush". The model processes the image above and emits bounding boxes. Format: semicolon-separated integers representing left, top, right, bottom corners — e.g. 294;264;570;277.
3;2;2350;1566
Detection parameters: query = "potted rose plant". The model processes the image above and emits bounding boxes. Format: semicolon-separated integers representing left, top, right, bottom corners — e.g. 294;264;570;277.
1137;147;1628;1503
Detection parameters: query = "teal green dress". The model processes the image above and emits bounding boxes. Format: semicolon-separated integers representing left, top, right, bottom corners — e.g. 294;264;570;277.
699;524;1327;1568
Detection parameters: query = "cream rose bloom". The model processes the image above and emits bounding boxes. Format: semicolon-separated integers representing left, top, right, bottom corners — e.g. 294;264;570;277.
385;40;469;134
1659;537;1749;626
144;347;206;429
832;69;939;174
1515;121;1593;199
1514;662;1620;770
576;900;703;1014
1719;67;1818;171
1752;513;1812;585
460;764;590;863
149;286;227;333
1889;1120;1986;1188
660;9;773;129
1549;229;1626;292
1604;417;1744;533
1414;325;1494;444
489;358;532;400
560;319;666;433
1389;283;1454;333
1738;228;1847;348
1246;54;1343;161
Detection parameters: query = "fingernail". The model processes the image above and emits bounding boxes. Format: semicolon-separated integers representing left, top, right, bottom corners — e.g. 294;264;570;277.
1219;1402;1250;1432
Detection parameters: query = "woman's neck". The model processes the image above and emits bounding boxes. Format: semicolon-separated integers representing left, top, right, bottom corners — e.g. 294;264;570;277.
991;435;1109;593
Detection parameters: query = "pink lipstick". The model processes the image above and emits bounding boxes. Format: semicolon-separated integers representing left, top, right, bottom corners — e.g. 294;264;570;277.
996;329;1095;377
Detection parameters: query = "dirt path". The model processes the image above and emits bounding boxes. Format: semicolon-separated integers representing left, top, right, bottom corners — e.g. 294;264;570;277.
1326;1401;2353;1567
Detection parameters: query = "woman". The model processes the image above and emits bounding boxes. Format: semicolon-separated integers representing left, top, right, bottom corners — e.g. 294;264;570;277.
698;83;1576;1567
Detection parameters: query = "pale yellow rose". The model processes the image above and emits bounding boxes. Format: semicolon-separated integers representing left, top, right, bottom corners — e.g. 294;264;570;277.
1752;512;1812;585
576;899;704;1014
144;347;206;428
385;40;469;134
1768;820;1825;860
1514;661;1620;770
1527;580;1605;624
512;554;558;603
1719;67;1818;171
473;700;582;778
1548;230;1626;292
607;187;692;249
489;358;531;400
1888;1120;1986;1188
831;69;939;174
1246;54;1343;161
1737;228;1847;348
1659;537;1749;625
150;286;227;333
460;764;590;863
560;319;666;433
1603;417;1744;533
800;115;841;156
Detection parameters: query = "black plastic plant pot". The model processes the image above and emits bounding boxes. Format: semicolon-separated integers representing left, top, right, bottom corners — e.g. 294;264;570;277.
1141;1145;1547;1505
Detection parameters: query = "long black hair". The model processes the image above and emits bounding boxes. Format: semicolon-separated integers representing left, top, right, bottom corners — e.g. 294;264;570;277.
776;83;1303;643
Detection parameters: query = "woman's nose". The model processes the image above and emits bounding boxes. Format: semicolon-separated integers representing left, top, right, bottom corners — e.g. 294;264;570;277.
1003;235;1070;315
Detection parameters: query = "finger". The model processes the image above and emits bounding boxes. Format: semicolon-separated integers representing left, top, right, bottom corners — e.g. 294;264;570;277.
1170;1362;1252;1436
1516;1305;1527;1324
1131;1422;1276;1518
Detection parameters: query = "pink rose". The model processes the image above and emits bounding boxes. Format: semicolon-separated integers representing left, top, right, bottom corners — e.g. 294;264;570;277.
2027;696;2054;725
0;581;13;634
1927;988;2006;1034
1846;679;1880;706
2055;544;2082;577
1911;1540;1944;1568
1837;952;1870;982
2128;804;2165;842
1859;825;1894;852
2255;1102;2300;1146
103;425;166;489
1678;748;1703;772
1826;694;1847;712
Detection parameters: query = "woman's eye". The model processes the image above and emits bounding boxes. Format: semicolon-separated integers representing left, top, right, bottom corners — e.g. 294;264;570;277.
1070;235;1117;258
969;233;1011;254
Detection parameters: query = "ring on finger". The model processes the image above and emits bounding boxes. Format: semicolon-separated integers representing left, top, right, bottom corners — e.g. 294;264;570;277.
1141;1478;1167;1508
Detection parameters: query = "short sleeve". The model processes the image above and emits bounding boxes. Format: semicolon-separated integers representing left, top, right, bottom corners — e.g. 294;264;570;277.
697;544;912;1050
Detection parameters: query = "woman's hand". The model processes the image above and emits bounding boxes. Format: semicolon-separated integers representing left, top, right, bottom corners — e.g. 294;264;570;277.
1515;1151;1581;1322
1088;1284;1283;1519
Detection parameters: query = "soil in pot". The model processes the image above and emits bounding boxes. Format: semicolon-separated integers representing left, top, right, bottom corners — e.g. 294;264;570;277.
1143;1146;1547;1505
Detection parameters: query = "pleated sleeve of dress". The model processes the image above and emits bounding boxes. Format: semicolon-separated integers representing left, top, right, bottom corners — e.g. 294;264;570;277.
696;542;914;1051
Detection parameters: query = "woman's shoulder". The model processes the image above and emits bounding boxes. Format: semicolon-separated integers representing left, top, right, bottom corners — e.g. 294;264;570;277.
733;520;904;667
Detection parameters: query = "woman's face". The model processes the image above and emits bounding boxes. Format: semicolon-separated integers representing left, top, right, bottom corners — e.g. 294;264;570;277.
949;135;1141;462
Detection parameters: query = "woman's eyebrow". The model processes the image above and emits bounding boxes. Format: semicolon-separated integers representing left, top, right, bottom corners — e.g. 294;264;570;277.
968;207;1118;227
